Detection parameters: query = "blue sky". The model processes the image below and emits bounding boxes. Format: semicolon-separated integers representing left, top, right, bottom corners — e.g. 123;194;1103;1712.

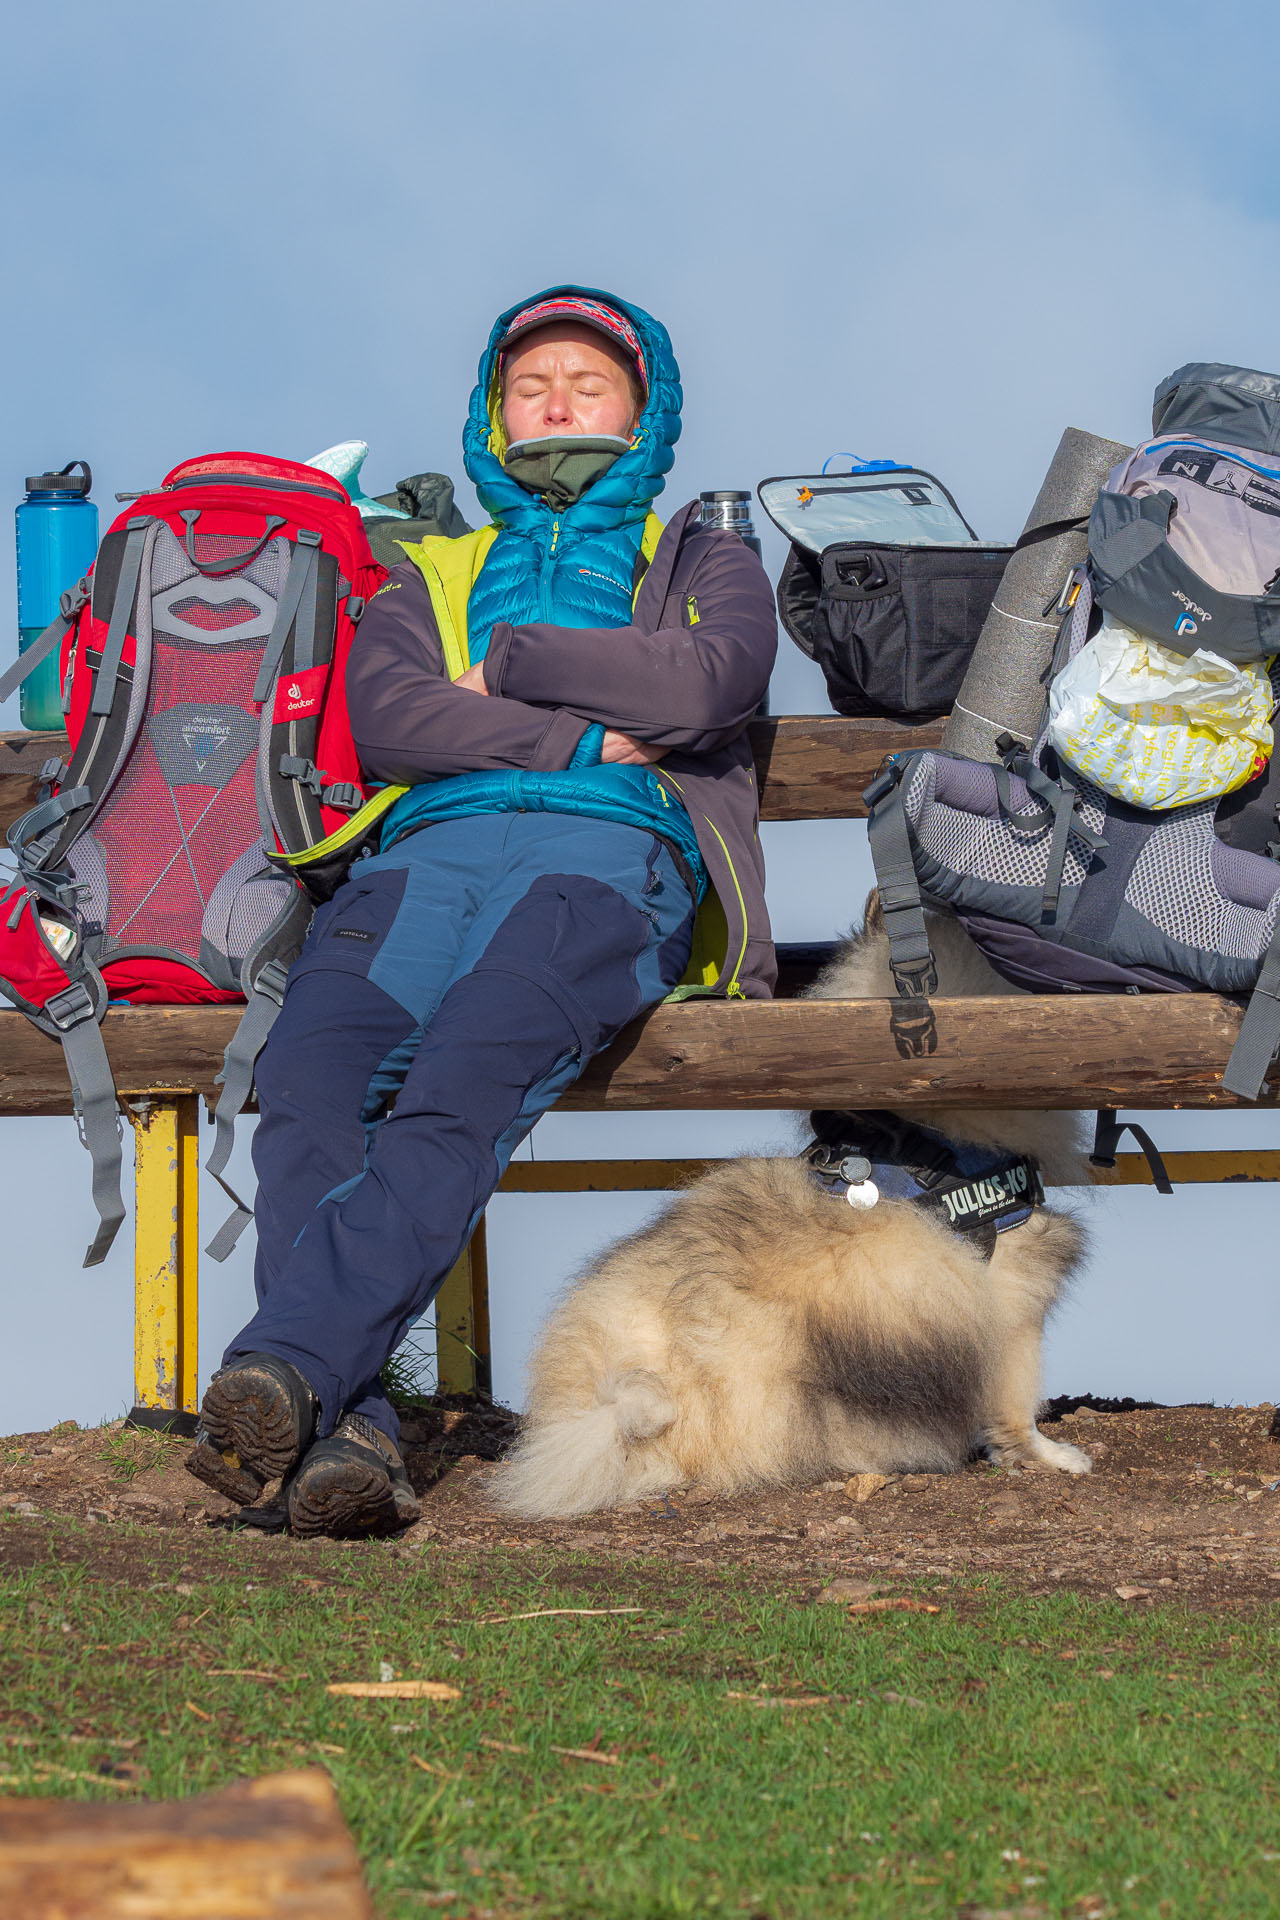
1;2;1278;1431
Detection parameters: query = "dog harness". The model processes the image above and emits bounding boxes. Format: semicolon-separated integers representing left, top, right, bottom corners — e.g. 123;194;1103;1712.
801;1108;1043;1259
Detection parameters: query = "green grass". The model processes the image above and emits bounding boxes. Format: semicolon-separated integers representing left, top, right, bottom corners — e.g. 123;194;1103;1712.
380;1330;440;1412
94;1426;190;1482
1;1520;1278;1918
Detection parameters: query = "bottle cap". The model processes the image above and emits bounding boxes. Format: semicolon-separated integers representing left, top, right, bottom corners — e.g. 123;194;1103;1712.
26;460;92;496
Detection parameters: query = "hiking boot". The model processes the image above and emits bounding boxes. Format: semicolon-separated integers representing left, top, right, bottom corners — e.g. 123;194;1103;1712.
185;1352;318;1506
286;1412;420;1539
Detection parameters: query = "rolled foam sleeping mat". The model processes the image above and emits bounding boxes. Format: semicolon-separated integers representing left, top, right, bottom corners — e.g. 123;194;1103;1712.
942;426;1133;761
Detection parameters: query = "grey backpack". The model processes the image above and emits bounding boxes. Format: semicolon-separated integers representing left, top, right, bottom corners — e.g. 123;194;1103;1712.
865;742;1280;1098
864;362;1280;1103
1092;361;1280;659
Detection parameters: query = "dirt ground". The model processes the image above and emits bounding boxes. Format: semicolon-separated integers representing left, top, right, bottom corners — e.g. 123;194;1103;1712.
2;1399;1279;1607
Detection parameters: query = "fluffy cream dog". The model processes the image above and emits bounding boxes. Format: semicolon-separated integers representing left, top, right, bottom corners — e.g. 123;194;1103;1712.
500;901;1090;1519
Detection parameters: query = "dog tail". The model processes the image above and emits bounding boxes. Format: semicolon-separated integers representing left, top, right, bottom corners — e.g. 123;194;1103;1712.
499;1368;676;1519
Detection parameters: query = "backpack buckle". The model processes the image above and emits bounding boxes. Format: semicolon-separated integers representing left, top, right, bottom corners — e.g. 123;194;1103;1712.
320;782;363;813
251;959;290;1008
890;955;938;999
45;983;96;1032
862;757;902;809
278;755;325;796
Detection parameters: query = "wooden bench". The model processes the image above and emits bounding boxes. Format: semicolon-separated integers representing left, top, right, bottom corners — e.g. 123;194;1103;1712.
2;718;1273;1426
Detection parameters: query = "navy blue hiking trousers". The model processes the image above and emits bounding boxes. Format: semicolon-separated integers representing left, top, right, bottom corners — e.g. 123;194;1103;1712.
225;814;695;1443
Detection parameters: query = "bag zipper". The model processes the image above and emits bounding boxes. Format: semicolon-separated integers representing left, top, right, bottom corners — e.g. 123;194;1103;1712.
164;472;348;502
539;519;561;621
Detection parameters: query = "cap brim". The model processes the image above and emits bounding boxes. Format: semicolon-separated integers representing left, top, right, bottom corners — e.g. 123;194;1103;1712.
498;311;647;390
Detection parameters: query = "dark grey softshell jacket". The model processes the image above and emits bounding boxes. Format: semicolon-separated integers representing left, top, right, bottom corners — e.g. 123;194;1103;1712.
346;501;779;997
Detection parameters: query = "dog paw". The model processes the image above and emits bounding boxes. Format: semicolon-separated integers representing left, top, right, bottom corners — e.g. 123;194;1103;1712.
1033;1436;1092;1475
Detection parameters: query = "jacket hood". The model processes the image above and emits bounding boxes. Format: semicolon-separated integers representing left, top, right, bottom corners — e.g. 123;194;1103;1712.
463;284;682;533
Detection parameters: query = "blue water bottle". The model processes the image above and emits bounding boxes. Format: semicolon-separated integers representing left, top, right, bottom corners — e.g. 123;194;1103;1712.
14;461;98;731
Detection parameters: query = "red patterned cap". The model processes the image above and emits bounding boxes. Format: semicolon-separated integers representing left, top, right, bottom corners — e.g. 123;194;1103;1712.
498;296;647;395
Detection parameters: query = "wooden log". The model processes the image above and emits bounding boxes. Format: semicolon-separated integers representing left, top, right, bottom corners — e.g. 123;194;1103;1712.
0;1767;372;1919
563;994;1265;1111
0;717;939;832
0;730;65;836
0;994;1267;1116
744;714;942;820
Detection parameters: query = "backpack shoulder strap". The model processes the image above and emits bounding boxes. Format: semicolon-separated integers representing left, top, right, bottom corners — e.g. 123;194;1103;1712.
17;518;163;878
203;958;290;1261
203;888;314;1260
1223;914;1280;1100
863;755;938;1059
31;959;125;1267
91;518;151;716
0;579;90;705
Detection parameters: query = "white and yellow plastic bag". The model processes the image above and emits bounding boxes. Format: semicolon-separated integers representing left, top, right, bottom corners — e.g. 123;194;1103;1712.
1046;612;1273;809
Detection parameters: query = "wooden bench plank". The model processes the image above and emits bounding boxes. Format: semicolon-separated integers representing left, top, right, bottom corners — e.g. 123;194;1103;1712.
0;995;1265;1117
0;717;941;832
0;729;64;836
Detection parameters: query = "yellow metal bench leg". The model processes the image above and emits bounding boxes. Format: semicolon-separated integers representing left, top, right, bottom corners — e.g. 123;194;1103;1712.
126;1095;200;1433
434;1216;492;1398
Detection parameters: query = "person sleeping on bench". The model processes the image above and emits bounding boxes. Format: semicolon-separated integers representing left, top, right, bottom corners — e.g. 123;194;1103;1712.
187;284;777;1536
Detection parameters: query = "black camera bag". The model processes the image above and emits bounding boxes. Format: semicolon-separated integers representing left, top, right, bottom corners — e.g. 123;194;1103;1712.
760;467;1011;721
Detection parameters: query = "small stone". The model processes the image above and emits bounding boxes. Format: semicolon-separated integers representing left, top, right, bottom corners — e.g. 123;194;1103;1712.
817;1578;874;1605
1114;1584;1151;1600
846;1473;888;1503
818;1480;847;1494
808;1514;864;1538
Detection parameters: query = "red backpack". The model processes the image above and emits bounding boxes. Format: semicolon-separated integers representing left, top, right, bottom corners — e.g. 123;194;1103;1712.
0;453;387;1263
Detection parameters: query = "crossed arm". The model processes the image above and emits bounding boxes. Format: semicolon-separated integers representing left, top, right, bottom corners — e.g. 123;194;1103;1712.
347;534;776;786
452;660;662;764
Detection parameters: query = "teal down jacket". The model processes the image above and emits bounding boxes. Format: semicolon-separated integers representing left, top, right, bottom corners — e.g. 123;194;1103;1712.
381;285;705;889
